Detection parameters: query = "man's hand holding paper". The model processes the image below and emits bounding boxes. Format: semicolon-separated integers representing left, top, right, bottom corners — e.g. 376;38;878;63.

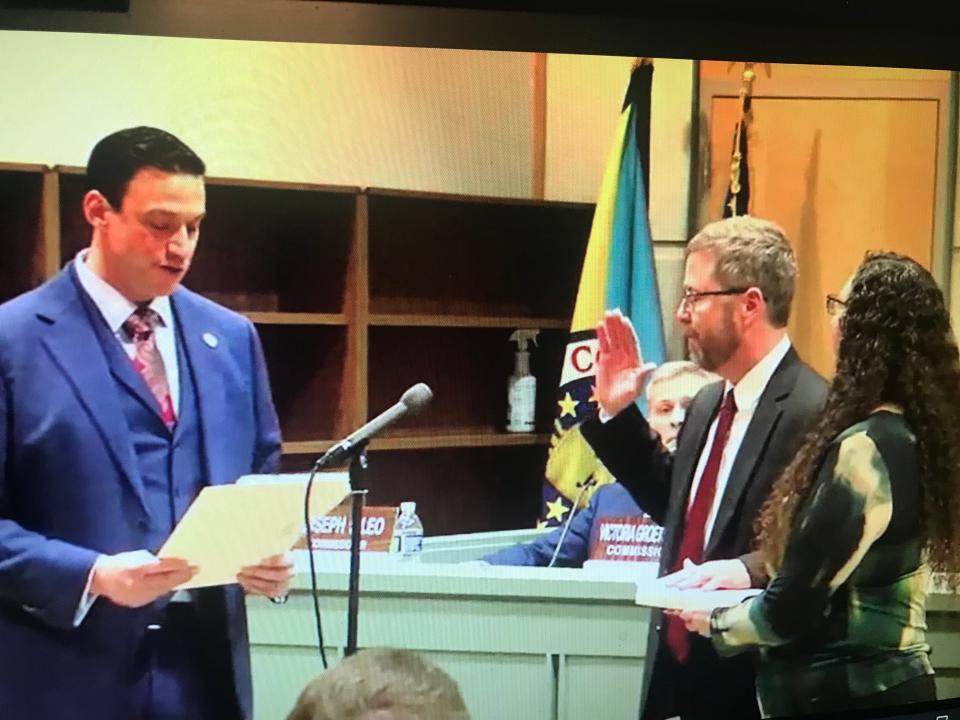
635;567;761;613
661;557;751;591
665;608;712;638
237;553;294;598
90;550;197;608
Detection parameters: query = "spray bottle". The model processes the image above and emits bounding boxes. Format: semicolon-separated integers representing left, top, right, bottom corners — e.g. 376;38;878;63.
507;329;539;433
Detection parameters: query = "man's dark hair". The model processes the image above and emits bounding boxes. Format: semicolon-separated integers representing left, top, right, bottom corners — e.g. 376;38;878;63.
86;126;205;209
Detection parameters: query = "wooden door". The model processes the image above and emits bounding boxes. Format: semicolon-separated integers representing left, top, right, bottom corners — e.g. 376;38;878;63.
698;65;952;379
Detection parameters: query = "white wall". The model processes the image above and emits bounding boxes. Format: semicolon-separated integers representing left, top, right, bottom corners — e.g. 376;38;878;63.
0;33;532;197
0;31;693;355
545;53;692;241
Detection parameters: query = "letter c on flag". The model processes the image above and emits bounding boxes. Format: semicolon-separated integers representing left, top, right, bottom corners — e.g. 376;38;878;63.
572;345;594;373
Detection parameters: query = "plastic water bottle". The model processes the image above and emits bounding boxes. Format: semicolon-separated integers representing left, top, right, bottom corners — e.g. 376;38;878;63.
394;501;424;560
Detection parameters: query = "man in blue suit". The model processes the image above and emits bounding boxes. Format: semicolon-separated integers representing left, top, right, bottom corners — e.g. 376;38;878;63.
0;127;292;719
482;361;717;567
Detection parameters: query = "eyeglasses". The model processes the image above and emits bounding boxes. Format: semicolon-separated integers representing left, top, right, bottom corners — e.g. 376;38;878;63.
825;294;847;317
678;287;751;312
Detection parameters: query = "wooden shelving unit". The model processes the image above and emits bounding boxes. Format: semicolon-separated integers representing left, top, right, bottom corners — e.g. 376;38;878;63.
0;163;48;305
2;166;594;535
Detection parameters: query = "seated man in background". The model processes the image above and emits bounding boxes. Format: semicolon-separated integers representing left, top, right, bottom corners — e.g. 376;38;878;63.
481;361;718;568
286;647;470;720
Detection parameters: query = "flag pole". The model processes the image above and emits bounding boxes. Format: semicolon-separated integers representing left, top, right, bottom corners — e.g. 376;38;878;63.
626;58;654;208
726;62;756;217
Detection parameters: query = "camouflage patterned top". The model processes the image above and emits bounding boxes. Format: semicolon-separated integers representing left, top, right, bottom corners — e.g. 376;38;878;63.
709;410;933;718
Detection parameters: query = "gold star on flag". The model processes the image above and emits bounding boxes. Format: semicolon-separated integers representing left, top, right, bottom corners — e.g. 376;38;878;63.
536;520;548;530
545;496;569;522
557;392;578;418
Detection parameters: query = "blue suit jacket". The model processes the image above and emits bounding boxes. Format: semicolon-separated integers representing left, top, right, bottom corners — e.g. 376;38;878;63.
0;265;281;720
482;482;646;567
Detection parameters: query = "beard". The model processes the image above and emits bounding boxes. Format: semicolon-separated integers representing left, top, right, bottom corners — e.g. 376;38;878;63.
687;308;739;372
663;434;679;453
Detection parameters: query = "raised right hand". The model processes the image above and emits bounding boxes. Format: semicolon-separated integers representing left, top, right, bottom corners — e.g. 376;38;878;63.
594;309;657;417
90;550;196;608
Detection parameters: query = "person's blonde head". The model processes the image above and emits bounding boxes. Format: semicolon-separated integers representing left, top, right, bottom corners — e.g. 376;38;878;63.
286;648;470;720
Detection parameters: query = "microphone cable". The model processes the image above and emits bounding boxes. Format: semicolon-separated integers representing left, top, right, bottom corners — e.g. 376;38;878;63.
304;458;329;669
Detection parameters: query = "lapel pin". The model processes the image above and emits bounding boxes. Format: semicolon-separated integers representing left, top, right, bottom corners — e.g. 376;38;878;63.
202;332;219;349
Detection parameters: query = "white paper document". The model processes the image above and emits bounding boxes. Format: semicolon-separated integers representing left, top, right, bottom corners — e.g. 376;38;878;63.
635;578;762;611
159;472;349;589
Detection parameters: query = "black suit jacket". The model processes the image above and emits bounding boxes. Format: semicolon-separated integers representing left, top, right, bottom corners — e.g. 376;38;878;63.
581;347;828;720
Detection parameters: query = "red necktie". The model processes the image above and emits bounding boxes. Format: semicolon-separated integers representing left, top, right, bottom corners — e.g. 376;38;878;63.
664;388;737;663
123;306;176;428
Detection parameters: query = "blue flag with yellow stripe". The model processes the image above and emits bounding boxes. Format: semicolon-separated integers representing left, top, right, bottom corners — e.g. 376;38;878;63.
540;61;666;528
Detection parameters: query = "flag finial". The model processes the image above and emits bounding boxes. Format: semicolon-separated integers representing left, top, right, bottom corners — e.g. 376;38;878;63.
725;61;771;79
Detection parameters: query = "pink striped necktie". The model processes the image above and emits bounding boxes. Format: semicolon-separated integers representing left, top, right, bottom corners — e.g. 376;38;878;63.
122;306;176;428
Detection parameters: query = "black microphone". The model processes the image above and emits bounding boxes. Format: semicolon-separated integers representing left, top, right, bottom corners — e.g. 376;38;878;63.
315;383;433;468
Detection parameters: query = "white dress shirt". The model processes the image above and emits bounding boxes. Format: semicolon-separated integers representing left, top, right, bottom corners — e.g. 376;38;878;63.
687;334;792;548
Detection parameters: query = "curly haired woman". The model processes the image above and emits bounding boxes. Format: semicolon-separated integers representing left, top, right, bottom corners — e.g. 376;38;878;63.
678;252;960;717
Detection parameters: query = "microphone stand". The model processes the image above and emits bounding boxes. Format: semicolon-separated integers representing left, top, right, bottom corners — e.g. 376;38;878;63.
304;383;432;663
344;440;369;657
305;437;370;665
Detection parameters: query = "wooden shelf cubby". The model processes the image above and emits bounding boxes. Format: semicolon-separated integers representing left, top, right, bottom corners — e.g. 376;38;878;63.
366;189;592;319
366;325;570;438
257;324;349;443
189;181;357;314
